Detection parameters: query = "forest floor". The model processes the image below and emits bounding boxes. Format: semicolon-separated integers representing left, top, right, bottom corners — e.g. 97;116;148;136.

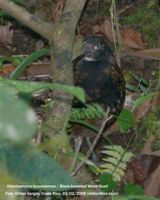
0;0;160;199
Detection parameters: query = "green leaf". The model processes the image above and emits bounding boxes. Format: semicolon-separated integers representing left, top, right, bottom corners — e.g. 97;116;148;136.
0;88;37;144
0;10;6;17
112;196;127;200
11;0;24;4
112;196;160;200
131;73;149;88
127;195;160;200
99;173;117;192
9;48;50;79
140;78;149;87
139;85;148;93
0;165;18;200
124;183;144;196
122;152;134;162
126;84;137;92
0;78;86;103
1;144;77;191
134;93;155;108
118;109;135;132
132;73;140;82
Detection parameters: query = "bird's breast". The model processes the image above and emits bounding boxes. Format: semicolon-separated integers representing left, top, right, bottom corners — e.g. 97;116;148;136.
74;59;125;115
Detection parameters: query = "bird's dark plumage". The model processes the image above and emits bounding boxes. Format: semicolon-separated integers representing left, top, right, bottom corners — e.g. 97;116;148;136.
73;36;125;124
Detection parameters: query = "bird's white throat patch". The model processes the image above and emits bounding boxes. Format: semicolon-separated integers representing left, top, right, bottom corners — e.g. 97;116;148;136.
83;56;96;61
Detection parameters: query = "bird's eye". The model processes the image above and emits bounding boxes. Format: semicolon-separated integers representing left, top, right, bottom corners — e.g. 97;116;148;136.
94;46;98;50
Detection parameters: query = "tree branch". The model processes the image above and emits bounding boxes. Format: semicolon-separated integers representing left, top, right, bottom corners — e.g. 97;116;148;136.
43;0;87;136
0;0;87;139
0;0;53;40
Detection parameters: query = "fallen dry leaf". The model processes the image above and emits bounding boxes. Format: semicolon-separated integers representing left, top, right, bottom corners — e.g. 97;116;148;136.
144;164;160;197
0;23;13;49
0;62;51;78
134;98;152;120
128;49;160;60
121;48;160;60
121;27;145;50
124;158;147;186
27;63;51;77
92;19;145;50
0;64;15;77
93;19;114;43
103;122;119;137
80;23;93;36
118;4;136;17
141;135;155;155
141;135;160;157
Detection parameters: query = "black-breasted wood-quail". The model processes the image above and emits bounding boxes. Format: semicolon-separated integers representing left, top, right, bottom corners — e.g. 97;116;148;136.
73;35;125;127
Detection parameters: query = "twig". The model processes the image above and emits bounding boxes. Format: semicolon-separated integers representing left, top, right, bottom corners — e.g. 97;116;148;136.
72;108;113;176
0;0;53;40
70;136;83;173
110;0;122;67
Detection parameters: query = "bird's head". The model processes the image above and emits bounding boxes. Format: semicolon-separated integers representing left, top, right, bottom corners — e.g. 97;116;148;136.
81;36;111;61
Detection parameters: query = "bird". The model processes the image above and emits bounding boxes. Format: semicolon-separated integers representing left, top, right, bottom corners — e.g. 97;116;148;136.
73;35;125;128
